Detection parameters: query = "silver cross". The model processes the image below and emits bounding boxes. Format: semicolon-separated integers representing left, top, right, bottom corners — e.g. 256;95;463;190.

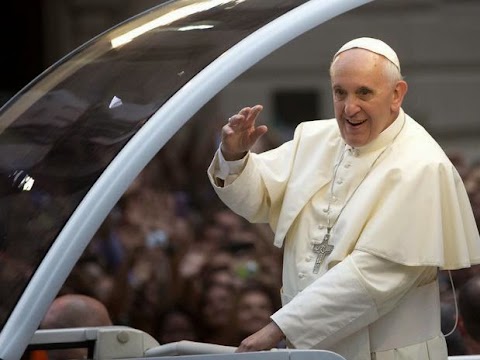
312;231;334;274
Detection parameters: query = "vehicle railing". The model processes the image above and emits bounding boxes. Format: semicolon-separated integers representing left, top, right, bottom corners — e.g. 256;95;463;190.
30;327;480;360
29;326;158;359
28;326;347;359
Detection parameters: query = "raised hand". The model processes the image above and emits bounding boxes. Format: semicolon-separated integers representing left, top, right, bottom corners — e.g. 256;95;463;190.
221;105;268;161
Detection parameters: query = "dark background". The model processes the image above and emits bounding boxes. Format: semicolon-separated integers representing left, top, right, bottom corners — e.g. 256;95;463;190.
1;2;45;105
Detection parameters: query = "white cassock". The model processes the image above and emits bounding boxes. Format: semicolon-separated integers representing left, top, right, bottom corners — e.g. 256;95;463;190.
207;109;480;360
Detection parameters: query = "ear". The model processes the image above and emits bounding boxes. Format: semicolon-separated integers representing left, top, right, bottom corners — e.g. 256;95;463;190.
391;80;408;113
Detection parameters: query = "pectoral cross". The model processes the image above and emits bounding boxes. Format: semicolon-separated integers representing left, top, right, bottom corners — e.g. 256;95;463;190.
312;228;334;274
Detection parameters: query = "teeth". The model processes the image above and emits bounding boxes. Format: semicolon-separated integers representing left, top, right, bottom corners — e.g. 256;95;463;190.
347;119;366;126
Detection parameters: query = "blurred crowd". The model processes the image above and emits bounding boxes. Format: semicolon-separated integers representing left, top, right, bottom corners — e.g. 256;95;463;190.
53;116;480;355
439;152;480;356
56;115;286;349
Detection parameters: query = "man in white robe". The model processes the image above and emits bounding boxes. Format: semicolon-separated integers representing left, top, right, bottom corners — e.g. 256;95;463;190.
207;37;480;360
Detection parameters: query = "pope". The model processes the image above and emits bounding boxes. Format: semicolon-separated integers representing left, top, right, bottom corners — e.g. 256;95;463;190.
208;37;480;360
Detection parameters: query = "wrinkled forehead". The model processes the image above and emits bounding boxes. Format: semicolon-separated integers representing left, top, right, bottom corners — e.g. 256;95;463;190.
330;49;387;78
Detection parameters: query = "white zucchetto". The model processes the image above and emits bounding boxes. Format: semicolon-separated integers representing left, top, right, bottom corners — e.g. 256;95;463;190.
334;37;401;72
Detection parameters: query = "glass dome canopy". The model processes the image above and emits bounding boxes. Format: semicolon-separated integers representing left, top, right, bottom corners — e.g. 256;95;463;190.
0;1;371;359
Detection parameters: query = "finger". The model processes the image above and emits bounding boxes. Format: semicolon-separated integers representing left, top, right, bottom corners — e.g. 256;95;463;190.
226;105;263;131
239;105;262;125
251;104;263;114
222;123;236;136
245;104;263;127
227;107;250;129
251;125;268;142
227;115;235;126
235;343;252;353
238;107;252;118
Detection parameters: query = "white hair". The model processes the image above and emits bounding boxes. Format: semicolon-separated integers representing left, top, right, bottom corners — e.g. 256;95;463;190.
382;56;404;84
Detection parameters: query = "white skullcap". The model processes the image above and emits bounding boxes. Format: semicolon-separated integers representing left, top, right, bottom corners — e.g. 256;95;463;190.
334;37;401;72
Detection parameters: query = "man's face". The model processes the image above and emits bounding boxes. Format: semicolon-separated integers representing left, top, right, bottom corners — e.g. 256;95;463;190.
330;49;405;147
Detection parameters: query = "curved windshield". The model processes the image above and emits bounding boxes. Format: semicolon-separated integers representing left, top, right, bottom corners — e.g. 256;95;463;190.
0;0;309;329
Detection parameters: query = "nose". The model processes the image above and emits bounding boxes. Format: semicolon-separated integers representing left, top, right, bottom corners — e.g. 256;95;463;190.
344;96;360;118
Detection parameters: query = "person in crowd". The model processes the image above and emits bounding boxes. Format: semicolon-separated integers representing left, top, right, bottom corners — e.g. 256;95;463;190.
41;294;112;329
465;161;480;226
40;294;112;360
458;274;480;354
118;245;174;334
234;281;280;345
207;37;480;359
156;307;199;345
197;282;237;346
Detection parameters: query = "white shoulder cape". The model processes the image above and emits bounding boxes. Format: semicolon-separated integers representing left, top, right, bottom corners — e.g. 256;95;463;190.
208;113;480;270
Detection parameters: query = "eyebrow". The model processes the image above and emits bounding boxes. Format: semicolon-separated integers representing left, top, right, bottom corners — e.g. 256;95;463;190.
357;86;373;93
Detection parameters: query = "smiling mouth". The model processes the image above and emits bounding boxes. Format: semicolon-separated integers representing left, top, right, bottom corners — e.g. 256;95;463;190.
346;119;367;127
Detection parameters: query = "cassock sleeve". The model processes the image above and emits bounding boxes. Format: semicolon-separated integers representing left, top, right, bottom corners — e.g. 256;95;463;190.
210;146;248;185
270;250;437;349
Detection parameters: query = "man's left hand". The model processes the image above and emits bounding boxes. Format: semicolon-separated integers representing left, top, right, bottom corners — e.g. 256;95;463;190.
236;321;285;352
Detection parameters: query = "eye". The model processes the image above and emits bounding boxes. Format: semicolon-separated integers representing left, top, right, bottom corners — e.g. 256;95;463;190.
357;87;373;97
333;88;346;99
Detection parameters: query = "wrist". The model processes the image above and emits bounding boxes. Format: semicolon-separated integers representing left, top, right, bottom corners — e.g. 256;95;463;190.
220;145;247;161
268;321;285;342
